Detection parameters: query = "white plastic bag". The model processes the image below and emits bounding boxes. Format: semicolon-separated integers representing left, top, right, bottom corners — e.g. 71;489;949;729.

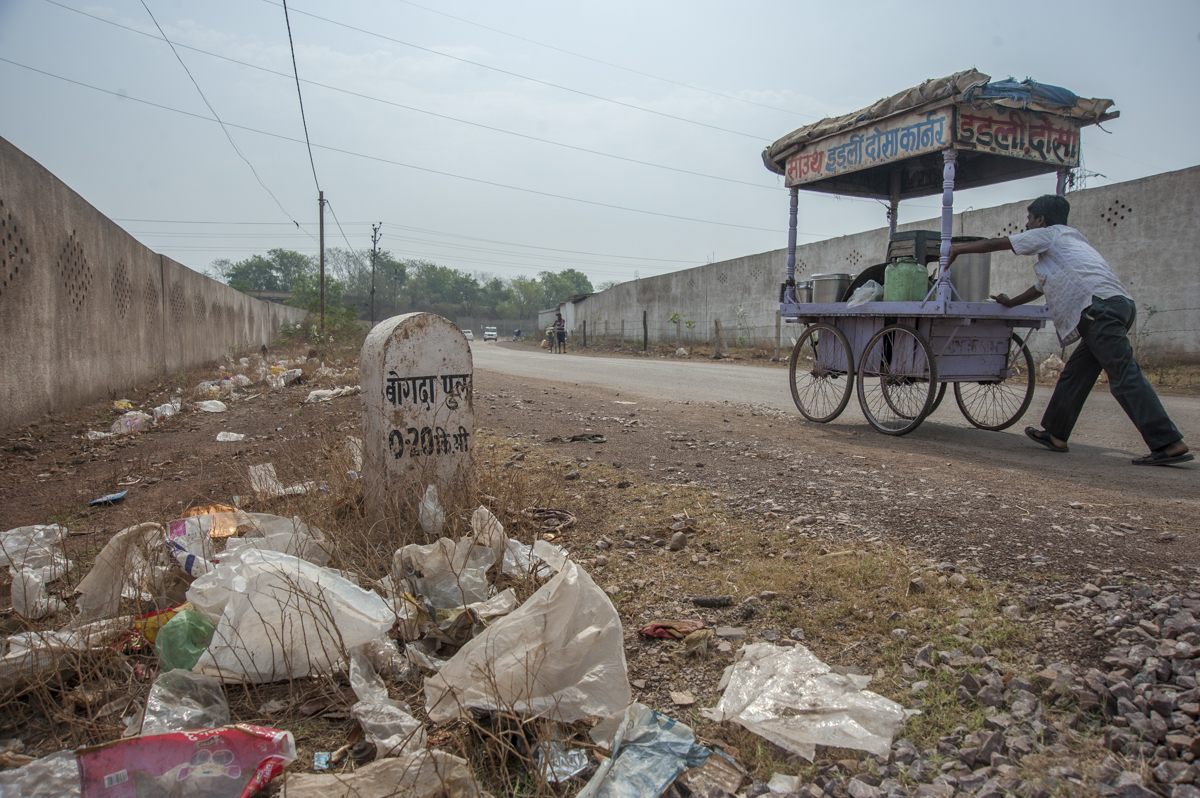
846;280;884;308
418;485;446;537
194;400;228;413
164;517;217;576
349;648;426;759
701;642;911;760
75;523;165;622
193;550;394;683
11;569;64;619
393;538;496;609
0;524;70;583
425;557;630;723
111;410;153;435
466;506;507;568
0;749;80;797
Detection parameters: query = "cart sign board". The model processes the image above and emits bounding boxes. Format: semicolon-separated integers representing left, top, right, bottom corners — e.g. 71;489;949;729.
785;107;951;186
955;106;1080;167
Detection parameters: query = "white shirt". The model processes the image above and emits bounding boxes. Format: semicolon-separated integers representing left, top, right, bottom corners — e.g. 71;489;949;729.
1008;225;1130;346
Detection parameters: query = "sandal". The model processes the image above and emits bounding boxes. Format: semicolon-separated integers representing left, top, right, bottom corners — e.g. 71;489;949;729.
1132;450;1194;466
1025;427;1069;453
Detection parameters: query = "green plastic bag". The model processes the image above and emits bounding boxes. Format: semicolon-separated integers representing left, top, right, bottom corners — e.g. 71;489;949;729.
155;610;216;672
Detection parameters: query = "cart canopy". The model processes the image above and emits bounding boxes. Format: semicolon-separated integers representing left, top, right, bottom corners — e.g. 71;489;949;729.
763;70;1115;201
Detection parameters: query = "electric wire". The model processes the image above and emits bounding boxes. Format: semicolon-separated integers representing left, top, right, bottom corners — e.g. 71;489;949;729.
281;0;321;193
395;0;814;119
134;0;305;232
0;57;786;234
259;0;770;141
41;0;779;192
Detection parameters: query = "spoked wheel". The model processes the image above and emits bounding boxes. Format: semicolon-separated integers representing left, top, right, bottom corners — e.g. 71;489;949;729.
883;379;946;419
789;323;855;423
954;333;1035;430
856;324;938;435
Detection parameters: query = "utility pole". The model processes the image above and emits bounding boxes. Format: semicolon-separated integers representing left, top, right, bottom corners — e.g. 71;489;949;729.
370;223;382;326
318;190;326;333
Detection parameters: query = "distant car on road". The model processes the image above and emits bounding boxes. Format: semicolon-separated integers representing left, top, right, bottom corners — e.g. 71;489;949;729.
462;330;474;341
483;327;498;341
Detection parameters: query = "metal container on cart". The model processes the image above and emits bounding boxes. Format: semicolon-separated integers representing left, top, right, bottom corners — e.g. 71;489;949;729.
949;253;991;302
811;273;851;303
795;280;813;303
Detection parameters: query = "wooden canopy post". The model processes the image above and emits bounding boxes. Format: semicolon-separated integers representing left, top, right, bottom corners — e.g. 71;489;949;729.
1056;168;1069;197
936;148;958;304
785;186;799;294
888;168;901;241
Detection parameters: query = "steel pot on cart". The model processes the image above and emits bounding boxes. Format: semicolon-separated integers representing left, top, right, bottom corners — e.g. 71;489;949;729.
762;70;1118;435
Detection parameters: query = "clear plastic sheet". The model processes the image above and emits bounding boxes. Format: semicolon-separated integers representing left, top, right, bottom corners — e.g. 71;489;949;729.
0;749;80;798
394;539;496;610
279;749;490;798
0;525;70;583
348;648;426;759
424;558;630;724
578;703;710;798
418;485;446;537
700;642;912;760
192;550;393;684
534;741;590;783
466;506;508;569
137;670;230;736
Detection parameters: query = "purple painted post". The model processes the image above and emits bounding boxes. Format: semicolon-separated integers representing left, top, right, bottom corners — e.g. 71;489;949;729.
1056;168;1068;197
785;186;799;286
936;148;958;303
888;169;901;241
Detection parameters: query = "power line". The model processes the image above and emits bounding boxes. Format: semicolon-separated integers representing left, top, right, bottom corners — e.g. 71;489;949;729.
395;0;814;120
134;0;304;230
259;0;771;141
42;1;779;193
281;0;321;193
0;57;785;234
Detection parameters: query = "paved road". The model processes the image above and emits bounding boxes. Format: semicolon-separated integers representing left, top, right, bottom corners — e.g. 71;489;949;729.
472;343;1199;503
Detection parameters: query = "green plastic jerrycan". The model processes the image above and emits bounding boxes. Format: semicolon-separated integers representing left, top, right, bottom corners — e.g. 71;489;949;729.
883;257;929;302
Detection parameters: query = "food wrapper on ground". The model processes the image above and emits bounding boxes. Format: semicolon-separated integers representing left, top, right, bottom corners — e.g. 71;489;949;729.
136;670;230;737
279;749;491;798
394;538;495;610
76;724;294;798
700;642;913;760
193;550;393;684
578;703;710;798
425;557;630;723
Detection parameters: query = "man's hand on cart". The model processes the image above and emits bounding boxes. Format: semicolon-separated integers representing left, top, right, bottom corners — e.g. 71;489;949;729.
990;286;1045;307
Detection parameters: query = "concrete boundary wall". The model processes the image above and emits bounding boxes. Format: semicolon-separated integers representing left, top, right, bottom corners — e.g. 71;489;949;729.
577;165;1200;362
0;135;307;430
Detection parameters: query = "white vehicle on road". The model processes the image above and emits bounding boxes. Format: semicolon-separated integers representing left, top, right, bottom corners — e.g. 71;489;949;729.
483;327;498;341
462;329;474;341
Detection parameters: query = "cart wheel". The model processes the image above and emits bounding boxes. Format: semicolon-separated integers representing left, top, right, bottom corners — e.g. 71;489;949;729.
954;333;1035;431
929;382;948;415
856;324;937;435
789;323;855;423
883;379;947;419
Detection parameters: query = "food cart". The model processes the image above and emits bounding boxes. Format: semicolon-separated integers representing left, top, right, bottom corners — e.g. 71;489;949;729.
762;70;1117;434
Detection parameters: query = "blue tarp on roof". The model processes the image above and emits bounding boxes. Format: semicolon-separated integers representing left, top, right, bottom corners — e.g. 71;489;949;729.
963;78;1079;109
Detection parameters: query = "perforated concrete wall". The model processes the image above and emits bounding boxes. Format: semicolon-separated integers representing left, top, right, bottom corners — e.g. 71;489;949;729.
0;135;307;429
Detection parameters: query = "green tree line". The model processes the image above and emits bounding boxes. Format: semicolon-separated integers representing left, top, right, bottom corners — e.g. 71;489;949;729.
209;248;606;319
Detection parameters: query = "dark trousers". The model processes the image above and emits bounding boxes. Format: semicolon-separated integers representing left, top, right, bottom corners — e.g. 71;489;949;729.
1041;295;1181;451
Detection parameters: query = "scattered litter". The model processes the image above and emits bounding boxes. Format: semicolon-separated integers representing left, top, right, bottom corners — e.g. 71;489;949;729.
345;436;363;471
151;399;180;422
266;368;304;390
76;725;295;798
216;431;246;442
467;505;508;568
348;648;426;759
638;620;706;639
701;642;912;760
418;484;446;537
0;617;132;691
578;703;710;798
0;750;80;797
11;568;65;619
134;603;188;644
88;490;127;506
113;399;135;411
136;669;230;736
670;691;696;706
165;516;217;576
675;750;746;797
155;609;216;672
767;772;801;793
546;434;607;443
220;513;330;564
110;410;155;435
248;463;314;497
86;430;115;441
281;749;489;798
425;556;630;723
691;595;733;608
192;550;393;683
523;506;577;535
0;524;70;583
395;537;495;609
305;385;361;403
194;400;228;413
75;522;167;622
534;740;590;783
502;538;567;578
313;751;331;771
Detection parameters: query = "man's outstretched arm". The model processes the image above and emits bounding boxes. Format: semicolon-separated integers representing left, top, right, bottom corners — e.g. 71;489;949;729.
945;237;1014;269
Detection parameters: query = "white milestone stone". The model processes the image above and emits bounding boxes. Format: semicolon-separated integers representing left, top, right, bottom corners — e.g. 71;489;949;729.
361;313;474;522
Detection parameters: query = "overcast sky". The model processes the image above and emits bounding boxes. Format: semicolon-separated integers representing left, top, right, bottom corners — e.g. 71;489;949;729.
2;0;1198;286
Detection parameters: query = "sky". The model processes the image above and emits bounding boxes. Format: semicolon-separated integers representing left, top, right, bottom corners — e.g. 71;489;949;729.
1;0;1198;287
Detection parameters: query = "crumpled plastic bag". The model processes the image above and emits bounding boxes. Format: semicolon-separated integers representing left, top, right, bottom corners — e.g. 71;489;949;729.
846;280;884;308
155;610;216;671
349;648;426;759
0;524;70;583
194;400;228;413
0;617;132;692
280;749;489;798
577;703;710;798
394;538;496;610
418;484;446;537
75;523;166;622
248;463;314;497
136;669;230;736
111;410;153;435
76;724;294;798
466;506;507;569
304;386;360;403
700;642;912;760
193;550;393;683
502;539;567;578
221;514;330;566
425;557;630;723
266;368;303;390
0;749;80;797
11;570;65;619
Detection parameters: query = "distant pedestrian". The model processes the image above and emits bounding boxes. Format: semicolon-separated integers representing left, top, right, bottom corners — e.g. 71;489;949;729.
554;313;566;354
947;194;1190;466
